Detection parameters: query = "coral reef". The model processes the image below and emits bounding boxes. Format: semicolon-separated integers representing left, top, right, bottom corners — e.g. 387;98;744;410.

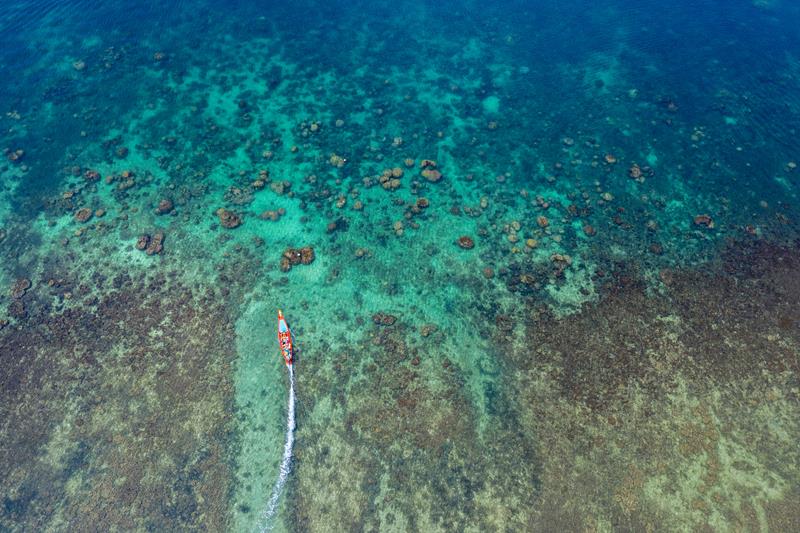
217;208;242;229
0;270;235;531
1;1;799;531
279;246;315;272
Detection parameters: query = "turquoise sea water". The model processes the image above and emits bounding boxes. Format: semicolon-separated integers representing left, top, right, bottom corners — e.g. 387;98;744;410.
1;1;799;531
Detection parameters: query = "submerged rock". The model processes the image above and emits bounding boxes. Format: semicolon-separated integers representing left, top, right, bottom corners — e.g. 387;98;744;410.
10;278;32;299
420;323;438;337
84;169;100;181
269;181;291;195
259;208;285;221
146;231;165;255
280;246;315;271
216;208;242;229
694;214;714;228
155;198;174;215
74;207;93;223
300;246;315;264
5;148;24;162
457;236;475;249
135;234;150;251
551;254;572;277
421;168;442;182
420;159;442;182
329;153;346;168
135;232;164;255
372;312;397;326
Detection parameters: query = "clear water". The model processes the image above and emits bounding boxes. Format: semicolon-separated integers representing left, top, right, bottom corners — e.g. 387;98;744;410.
1;1;799;531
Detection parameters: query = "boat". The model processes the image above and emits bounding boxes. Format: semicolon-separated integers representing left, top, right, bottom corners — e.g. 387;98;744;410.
277;309;293;366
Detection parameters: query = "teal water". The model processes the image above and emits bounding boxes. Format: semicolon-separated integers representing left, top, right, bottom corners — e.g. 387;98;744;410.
1;1;799;531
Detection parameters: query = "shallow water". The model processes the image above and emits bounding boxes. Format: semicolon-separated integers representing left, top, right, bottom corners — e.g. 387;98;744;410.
1;0;799;531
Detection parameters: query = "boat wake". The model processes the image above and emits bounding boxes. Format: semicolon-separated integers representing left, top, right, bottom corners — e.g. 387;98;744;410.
257;364;295;532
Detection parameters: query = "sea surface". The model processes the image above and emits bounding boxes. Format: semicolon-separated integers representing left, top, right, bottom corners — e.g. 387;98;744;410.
1;0;799;531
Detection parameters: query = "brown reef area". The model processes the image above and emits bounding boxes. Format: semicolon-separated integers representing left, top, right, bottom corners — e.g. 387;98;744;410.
1;269;236;531
284;237;800;531
1;234;799;531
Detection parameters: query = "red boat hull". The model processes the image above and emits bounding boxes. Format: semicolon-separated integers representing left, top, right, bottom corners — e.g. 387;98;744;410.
277;310;293;366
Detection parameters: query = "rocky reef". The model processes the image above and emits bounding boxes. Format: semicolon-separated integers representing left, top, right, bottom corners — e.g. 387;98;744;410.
1;0;800;531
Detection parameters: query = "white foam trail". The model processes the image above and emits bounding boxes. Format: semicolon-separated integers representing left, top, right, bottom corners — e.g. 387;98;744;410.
258;364;295;532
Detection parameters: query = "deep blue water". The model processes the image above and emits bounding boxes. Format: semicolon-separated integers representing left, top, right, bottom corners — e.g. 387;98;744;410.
2;0;800;212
